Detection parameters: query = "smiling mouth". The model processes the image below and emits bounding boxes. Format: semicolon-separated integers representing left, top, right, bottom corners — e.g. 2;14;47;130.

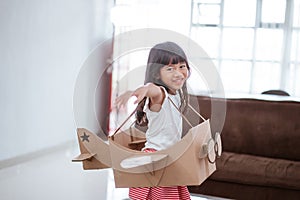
173;79;184;85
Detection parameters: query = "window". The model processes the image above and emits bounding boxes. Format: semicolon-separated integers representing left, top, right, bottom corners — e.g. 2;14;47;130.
261;0;286;23
220;61;252;93
192;0;221;25
221;28;254;60
190;0;299;96
223;0;256;27
111;0;300;97
255;29;283;61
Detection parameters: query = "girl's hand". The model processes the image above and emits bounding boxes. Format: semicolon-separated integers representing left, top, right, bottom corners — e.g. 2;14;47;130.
115;83;164;110
132;86;149;104
115;86;149;108
115;90;133;108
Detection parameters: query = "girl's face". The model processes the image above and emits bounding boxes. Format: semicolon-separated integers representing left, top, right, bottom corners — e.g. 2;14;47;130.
159;61;189;94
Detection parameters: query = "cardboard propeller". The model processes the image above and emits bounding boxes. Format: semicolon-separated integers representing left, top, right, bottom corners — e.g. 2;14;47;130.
72;99;221;187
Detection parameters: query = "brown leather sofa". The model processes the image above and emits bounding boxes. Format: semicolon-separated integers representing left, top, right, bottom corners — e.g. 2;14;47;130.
187;94;300;200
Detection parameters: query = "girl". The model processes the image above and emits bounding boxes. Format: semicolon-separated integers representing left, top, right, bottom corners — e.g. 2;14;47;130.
116;41;191;200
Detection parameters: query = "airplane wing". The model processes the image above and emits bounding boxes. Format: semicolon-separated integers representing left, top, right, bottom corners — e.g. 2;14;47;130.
120;154;168;169
72;152;96;162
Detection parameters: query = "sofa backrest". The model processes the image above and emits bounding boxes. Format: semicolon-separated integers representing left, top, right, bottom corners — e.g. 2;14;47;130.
188;94;300;161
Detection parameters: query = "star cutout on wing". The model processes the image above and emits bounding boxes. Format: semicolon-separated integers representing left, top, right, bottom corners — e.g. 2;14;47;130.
80;132;90;142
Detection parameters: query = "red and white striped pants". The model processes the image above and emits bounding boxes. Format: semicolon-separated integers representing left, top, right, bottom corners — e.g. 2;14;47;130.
129;148;191;200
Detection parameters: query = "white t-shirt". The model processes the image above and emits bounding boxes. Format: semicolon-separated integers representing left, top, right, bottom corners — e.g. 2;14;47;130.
143;88;182;151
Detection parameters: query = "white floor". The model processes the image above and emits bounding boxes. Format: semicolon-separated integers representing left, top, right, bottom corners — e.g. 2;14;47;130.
0;143;220;200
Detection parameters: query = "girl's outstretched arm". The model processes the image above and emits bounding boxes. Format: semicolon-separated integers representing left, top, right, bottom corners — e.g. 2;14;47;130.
132;83;165;112
115;83;164;112
115;90;133;108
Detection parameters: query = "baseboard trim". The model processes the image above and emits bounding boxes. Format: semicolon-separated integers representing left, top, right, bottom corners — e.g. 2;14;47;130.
0;140;76;170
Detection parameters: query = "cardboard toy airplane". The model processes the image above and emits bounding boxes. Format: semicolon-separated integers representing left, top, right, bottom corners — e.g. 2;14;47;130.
72;103;221;188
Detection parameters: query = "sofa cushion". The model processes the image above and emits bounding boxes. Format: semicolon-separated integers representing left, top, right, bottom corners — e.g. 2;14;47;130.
211;152;300;190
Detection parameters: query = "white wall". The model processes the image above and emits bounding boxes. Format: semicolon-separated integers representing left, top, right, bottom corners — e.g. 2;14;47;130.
0;0;114;161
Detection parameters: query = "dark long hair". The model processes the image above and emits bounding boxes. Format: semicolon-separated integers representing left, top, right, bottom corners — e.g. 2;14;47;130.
136;42;190;125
